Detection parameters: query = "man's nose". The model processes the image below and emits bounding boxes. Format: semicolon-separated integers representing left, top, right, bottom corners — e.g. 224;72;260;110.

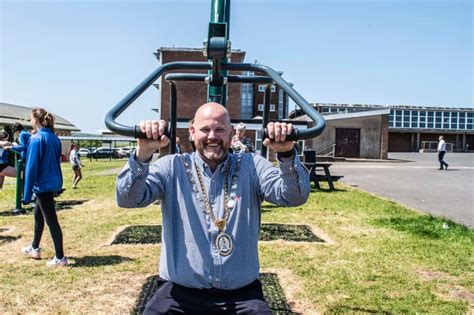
208;130;218;139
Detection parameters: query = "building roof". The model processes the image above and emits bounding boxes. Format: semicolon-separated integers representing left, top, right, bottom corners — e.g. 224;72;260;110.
311;102;473;112
291;108;390;122
0;102;80;132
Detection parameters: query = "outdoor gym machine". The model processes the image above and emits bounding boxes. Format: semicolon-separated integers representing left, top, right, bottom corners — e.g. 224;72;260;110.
9;148;26;215
105;0;326;156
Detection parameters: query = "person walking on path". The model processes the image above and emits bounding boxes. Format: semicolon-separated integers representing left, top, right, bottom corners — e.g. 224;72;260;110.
21;108;68;267
437;135;449;170
116;102;310;314
69;143;84;189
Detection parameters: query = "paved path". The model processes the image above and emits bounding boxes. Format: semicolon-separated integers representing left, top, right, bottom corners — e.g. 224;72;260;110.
330;153;474;228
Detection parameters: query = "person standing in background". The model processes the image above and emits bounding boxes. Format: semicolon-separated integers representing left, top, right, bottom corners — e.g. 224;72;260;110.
0;130;16;189
21;108;67;267
11;123;31;161
231;122;255;153
69;143;84;189
437;135;449;170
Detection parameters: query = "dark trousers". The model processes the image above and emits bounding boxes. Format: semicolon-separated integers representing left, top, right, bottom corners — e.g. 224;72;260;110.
144;277;272;315
32;192;64;259
438;151;448;169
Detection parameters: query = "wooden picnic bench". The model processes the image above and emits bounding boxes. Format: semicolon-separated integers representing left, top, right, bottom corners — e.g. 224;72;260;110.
303;162;343;191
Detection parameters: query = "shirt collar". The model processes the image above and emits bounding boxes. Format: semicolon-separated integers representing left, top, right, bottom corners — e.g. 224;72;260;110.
193;152;232;173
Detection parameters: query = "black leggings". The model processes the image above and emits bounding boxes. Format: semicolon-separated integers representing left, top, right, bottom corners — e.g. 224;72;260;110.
32;192;64;259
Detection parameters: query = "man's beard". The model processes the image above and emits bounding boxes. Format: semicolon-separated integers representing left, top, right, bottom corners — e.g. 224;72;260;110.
200;141;227;162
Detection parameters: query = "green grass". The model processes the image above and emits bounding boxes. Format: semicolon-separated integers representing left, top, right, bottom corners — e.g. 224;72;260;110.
0;159;472;313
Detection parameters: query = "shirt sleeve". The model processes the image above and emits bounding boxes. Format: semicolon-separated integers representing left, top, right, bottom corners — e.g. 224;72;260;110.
115;153;172;208
23;137;40;203
252;150;310;207
12;132;29;156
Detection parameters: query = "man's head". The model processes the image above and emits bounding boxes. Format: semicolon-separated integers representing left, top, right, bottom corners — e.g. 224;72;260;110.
439;135;444;140
0;129;9;141
235;122;247;138
12;123;25;134
190;102;232;166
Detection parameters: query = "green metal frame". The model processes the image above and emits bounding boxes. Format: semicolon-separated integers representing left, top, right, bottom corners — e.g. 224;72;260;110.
207;0;230;106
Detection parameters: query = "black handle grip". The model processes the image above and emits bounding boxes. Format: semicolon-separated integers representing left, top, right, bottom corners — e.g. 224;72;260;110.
133;125;170;139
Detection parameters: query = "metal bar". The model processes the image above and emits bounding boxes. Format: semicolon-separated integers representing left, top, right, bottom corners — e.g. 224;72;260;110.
261;85;272;158
169;82;177;154
165;73;273;84
222;62;326;140
105;61;211;138
105;61;325;141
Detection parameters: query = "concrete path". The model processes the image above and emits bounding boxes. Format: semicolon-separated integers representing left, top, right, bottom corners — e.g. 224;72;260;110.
330;152;474;228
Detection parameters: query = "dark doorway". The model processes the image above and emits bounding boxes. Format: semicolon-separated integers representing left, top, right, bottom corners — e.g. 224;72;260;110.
335;128;360;158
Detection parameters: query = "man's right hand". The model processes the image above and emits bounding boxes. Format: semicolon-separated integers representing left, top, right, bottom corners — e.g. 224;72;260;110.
135;120;169;163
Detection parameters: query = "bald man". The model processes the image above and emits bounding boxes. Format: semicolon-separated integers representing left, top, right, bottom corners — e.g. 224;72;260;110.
116;102;310;314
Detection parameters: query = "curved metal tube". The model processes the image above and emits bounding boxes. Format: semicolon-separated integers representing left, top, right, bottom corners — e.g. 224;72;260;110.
105;61;325;141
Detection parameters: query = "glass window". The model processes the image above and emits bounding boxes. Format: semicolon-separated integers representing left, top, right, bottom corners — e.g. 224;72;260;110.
258;85;276;93
258;104;264;111
419;122;426;128
467;112;473;118
403;121;409;128
435;123;442;128
427;121;434;128
395;122;402;127
270;104;275;112
428;111;434;117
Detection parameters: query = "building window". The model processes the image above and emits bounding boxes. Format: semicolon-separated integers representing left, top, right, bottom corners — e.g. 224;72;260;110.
258;104;276;112
240;71;254;119
258;85;276;93
278;89;284;119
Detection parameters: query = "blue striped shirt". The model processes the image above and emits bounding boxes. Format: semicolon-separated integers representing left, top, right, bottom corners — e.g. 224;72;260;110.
116;151;310;290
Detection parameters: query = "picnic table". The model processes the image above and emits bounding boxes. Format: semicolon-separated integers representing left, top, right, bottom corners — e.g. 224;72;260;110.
303;162;343;191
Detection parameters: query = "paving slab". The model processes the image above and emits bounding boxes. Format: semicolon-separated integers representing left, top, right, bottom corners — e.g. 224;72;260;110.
330;153;474;228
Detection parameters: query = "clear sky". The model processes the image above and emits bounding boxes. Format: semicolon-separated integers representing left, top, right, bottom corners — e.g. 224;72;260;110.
1;0;472;133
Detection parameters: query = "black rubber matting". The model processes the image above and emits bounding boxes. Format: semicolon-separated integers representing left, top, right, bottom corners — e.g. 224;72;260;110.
112;224;323;245
131;273;294;314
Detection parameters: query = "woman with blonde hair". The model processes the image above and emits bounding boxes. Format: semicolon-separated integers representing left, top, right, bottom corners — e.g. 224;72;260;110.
21;108;67;267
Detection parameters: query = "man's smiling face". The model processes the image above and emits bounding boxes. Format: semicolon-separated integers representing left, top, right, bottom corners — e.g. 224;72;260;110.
191;103;233;168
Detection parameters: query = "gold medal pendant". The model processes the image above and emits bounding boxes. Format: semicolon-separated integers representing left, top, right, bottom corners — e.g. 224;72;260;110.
215;232;233;256
214;219;226;231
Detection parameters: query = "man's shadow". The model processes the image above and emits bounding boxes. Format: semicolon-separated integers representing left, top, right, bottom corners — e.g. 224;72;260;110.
69;255;133;267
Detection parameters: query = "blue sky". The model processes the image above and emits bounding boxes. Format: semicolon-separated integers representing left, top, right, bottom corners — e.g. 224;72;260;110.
1;0;472;133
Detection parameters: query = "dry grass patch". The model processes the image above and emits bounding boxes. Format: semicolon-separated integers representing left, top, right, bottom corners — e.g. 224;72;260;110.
262;268;319;314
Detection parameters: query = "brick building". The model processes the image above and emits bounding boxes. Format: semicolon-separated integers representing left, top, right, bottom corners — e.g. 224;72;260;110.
153;47;291;154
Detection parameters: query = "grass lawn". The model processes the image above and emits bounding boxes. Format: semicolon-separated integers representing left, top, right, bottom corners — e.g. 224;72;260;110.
0;159;472;313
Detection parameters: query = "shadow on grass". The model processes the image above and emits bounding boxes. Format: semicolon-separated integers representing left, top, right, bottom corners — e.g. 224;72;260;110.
311;187;347;193
0;199;88;216
328;305;391;314
372;216;473;240
70;255;133;267
0;235;21;245
56;199;89;211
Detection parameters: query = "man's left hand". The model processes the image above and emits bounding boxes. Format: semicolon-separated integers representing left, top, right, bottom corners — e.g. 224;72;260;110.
263;122;294;152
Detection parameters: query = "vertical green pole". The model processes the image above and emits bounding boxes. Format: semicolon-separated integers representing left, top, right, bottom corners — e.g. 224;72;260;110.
208;0;230;106
14;157;24;213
